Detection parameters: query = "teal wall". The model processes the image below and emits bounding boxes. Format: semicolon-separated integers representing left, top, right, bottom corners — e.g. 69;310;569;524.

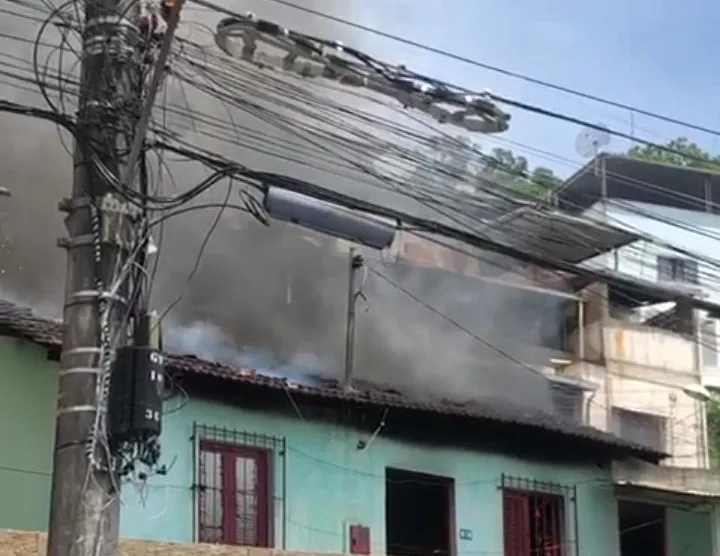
667;508;713;556
0;335;714;556
119;396;624;556
0;337;57;531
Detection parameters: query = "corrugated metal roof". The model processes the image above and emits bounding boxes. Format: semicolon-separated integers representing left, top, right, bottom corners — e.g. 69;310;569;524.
0;299;662;461
484;207;640;264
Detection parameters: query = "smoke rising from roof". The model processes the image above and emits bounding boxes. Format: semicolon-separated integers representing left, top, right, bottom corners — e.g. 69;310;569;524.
0;0;569;415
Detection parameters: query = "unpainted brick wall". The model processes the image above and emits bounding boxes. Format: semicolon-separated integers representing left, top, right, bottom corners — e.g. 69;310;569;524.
0;530;328;556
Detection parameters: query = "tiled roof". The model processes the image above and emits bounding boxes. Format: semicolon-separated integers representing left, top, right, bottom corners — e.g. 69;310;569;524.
0;299;662;461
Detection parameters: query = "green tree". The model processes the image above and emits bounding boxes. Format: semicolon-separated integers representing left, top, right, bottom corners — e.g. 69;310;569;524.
480;147;561;200
486;147;529;176
408;136;561;201
707;398;720;468
627;137;720;170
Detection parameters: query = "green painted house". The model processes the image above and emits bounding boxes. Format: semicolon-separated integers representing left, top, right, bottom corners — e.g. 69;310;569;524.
0;299;717;556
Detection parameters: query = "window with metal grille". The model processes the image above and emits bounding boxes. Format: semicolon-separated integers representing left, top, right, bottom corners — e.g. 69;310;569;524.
656;256;699;285
501;475;577;556
193;424;286;547
611;408;666;452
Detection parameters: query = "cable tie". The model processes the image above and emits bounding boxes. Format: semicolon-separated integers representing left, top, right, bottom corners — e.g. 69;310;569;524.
57;405;98;416
58;367;103;377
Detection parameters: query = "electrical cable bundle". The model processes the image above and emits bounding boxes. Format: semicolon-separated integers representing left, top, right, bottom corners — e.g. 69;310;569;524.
12;0;720;350
212;12;511;134
5;0;720;510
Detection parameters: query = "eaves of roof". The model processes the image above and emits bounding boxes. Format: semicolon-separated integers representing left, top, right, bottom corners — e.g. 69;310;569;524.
0;299;664;462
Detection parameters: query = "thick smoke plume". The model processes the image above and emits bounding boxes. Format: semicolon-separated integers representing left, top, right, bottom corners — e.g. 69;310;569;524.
0;0;568;414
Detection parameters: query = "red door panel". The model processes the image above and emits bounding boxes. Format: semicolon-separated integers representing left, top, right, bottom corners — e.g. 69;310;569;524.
503;491;530;556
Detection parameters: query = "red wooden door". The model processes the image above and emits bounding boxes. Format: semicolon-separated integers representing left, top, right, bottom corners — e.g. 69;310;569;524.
503;491;531;556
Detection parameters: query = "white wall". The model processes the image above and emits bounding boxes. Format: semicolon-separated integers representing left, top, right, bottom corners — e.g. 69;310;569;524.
584;200;720;300
584;200;720;387
562;329;706;468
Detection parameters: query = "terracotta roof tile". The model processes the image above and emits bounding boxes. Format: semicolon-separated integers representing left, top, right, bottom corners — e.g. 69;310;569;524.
0;299;662;461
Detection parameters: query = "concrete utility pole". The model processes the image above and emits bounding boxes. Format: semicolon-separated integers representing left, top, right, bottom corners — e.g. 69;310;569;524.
343;247;364;390
46;3;144;556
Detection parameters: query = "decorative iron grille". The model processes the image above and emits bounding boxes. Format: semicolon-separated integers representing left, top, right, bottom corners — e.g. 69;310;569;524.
500;474;579;556
192;423;287;548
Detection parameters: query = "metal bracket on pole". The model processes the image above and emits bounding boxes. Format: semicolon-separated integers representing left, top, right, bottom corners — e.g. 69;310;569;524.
58;194;141;251
99;193;142;249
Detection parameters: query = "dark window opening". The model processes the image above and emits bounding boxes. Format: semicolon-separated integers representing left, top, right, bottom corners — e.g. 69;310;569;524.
503;489;565;556
198;440;271;547
657;256;699;285
618;501;665;556
385;468;454;556
611;408;666;452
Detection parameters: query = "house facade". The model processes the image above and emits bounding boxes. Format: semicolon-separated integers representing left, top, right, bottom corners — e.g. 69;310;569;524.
363;218;720;555
558;281;709;468
387;229;714;471
0;300;716;556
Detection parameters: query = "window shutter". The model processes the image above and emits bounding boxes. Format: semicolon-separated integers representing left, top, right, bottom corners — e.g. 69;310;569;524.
503;491;530;556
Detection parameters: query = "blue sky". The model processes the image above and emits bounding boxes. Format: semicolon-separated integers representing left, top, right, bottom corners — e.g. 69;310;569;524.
306;0;720;177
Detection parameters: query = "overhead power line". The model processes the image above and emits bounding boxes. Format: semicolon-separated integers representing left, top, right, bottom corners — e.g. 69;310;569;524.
148;139;720;314
486;93;720;170
185;0;720;174
18;0;720;295
247;0;720;139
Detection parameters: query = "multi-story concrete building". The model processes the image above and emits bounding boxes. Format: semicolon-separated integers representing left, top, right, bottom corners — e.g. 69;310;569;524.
384;200;720;540
557;154;720;387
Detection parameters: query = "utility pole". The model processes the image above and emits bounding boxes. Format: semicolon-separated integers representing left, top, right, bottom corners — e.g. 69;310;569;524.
46;3;145;556
47;0;186;551
342;247;364;390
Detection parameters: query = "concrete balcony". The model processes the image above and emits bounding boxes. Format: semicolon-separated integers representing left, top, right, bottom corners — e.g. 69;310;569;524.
613;459;720;500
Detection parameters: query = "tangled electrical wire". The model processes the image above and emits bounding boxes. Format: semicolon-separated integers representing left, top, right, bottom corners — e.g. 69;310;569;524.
213;12;511;134
12;0;720;309
7;0;720;503
14;0;714;289
11;0;720;278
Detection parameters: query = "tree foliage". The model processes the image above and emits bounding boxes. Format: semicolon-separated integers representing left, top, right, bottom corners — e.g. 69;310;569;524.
411;135;562;201
628;137;720;170
415;135;720;206
707;398;720;468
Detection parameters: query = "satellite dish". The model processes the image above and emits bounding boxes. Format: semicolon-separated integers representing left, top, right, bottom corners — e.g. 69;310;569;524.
575;124;611;158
